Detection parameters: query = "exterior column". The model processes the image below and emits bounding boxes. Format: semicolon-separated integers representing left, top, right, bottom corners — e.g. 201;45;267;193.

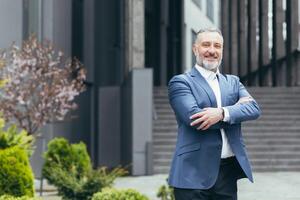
230;0;238;75
272;0;286;86
259;0;271;86
248;0;259;86
286;0;299;86
123;0;153;175
221;0;230;74
124;0;145;73
160;0;169;85
238;0;248;83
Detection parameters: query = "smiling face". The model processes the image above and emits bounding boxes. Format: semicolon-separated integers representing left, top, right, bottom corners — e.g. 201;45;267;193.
193;31;223;72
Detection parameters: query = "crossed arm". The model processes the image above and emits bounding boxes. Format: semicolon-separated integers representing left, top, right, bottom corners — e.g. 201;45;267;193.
189;96;254;130
168;76;261;131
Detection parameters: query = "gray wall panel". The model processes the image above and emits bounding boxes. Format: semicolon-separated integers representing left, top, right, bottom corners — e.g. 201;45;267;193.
132;68;153;175
0;0;23;47
98;87;121;167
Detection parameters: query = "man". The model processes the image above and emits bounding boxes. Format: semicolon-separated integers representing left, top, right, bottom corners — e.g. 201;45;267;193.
167;28;261;200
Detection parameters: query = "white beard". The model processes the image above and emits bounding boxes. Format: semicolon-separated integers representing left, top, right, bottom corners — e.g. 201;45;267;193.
196;55;221;71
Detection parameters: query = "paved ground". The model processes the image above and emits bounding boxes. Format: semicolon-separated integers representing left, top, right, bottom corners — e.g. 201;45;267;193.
39;172;300;200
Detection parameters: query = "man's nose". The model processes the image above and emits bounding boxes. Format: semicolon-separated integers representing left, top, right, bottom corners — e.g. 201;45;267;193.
208;46;216;54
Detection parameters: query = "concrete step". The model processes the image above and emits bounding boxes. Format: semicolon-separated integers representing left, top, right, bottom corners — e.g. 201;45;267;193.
153;86;300;173
153;164;300;174
154;86;300;91
153;144;300;153
154;90;300;95
154;99;300;105
155;108;300;114
252;166;300;172
154;102;300;108
154;115;300;121
154;122;300;128
153;151;300;159
153;127;300;133
153;157;300;166
153;121;300;129
153;134;300;141
152;145;300;158
153;141;300;148
153;134;300;146
154;92;300;97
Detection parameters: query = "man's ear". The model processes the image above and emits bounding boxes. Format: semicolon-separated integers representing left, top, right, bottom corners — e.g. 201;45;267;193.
192;45;198;57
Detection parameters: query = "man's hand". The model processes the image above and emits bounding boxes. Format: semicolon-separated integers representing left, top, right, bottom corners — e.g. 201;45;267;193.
190;108;223;130
189;96;254;130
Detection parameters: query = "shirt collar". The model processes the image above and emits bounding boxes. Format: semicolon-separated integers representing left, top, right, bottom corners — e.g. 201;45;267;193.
195;64;219;81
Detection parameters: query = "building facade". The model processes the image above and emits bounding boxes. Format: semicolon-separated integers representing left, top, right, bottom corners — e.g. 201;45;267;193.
0;0;220;176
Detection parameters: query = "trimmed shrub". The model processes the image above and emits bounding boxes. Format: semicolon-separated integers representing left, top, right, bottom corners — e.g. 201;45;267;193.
43;137;91;180
42;138;127;200
0;195;40;200
0;147;34;197
157;185;174;200
92;188;149;200
0;118;34;157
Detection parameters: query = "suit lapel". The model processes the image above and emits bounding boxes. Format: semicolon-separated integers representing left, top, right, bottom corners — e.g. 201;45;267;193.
218;73;228;107
190;67;217;107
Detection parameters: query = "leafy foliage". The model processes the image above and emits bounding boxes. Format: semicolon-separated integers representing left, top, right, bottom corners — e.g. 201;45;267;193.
0;195;40;200
0;35;86;135
0;118;34;156
43;137;91;178
92;188;149;200
0;147;34;197
157;185;175;200
42;138;127;200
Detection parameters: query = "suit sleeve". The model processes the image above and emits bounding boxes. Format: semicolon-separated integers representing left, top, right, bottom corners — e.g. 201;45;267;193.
168;75;227;130
224;77;261;124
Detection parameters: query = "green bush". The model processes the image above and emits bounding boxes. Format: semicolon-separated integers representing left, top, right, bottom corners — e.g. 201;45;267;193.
43;137;91;180
0;195;40;200
157;185;174;200
0;147;34;197
0;118;34;157
42;138;127;200
92;188;149;200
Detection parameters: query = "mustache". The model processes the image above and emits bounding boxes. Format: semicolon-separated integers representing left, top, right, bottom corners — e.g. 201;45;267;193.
196;55;222;70
205;53;218;58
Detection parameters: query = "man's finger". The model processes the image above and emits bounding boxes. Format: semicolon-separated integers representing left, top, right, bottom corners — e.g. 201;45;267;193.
201;123;211;130
197;118;211;130
190;112;205;119
197;122;206;130
197;121;210;130
191;115;207;126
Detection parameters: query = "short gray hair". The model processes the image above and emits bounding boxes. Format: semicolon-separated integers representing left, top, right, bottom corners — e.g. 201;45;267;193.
196;27;222;36
194;27;223;44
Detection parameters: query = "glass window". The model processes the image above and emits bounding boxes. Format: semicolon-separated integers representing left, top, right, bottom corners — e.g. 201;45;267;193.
192;30;197;65
23;0;40;39
207;0;214;22
192;0;202;10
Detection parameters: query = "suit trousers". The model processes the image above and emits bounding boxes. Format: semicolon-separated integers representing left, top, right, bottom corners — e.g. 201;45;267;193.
174;157;245;200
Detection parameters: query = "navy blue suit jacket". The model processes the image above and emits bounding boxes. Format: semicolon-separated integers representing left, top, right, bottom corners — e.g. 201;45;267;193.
168;67;261;189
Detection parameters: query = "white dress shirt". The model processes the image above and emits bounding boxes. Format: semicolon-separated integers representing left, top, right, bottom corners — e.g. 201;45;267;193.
195;64;234;158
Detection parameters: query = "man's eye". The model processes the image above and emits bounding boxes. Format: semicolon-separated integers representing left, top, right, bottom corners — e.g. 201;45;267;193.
202;43;210;47
214;44;222;49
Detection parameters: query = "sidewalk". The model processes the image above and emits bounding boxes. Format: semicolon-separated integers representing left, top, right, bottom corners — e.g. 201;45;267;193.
40;172;300;200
